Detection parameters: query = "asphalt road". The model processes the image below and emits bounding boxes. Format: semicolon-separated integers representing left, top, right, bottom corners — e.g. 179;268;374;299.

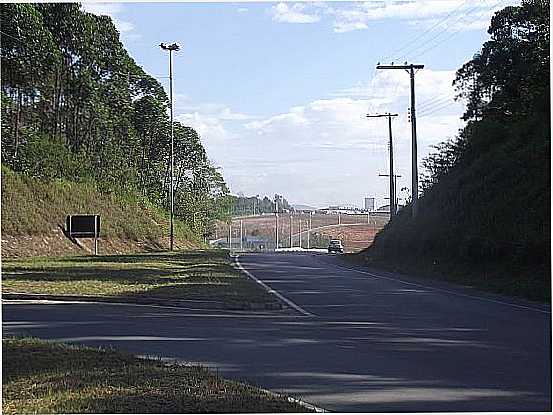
3;253;551;412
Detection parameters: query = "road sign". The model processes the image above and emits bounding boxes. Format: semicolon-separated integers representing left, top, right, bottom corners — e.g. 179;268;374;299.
66;214;100;255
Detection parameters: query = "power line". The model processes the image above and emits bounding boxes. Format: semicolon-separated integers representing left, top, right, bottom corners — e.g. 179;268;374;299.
410;0;507;60
405;1;491;60
418;95;460;113
419;100;460;118
381;0;470;63
418;94;456;111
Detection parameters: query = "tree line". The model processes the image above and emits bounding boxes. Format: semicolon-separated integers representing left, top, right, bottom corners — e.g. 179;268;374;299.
1;3;230;235
228;194;293;216
421;0;549;192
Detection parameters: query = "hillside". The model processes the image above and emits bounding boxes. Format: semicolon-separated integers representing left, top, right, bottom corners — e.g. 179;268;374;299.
1;167;201;258
359;0;550;302
1;4;230;243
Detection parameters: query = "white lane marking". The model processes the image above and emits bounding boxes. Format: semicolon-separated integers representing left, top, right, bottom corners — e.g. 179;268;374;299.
234;256;315;317
318;258;551;315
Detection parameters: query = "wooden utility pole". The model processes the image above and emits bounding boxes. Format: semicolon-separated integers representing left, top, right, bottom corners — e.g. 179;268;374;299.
379;174;402;217
376;63;424;218
367;113;398;220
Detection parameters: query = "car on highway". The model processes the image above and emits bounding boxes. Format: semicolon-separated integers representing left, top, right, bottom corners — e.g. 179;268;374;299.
328;239;344;254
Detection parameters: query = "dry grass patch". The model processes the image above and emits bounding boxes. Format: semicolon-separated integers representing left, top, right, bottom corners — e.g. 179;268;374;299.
3;337;309;414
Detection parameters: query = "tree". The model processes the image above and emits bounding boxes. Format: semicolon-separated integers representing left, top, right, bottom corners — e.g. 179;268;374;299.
454;0;550;121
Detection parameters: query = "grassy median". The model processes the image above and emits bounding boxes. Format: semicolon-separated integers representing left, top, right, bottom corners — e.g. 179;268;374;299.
2;250;278;309
3;337;308;414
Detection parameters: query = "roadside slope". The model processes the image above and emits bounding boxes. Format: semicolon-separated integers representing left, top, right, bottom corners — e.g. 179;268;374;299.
1;167;201;257
357;1;550;303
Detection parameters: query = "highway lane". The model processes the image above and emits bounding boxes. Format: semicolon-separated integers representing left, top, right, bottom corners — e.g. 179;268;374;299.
3;252;551;412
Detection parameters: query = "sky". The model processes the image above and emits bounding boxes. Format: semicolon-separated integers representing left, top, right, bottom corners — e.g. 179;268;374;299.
83;0;519;209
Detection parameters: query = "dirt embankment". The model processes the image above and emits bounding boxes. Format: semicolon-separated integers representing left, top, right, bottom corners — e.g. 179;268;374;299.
1;168;201;258
1;230;199;259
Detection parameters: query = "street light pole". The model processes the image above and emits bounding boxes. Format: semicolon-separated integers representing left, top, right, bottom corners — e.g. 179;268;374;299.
240;220;243;251
160;42;181;251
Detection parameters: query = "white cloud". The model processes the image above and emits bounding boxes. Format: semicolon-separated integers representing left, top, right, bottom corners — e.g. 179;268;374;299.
237;7;249;13
244;106;309;133
216;69;466;206
176;112;229;143
81;2;135;33
270;3;321;24
266;1;517;35
174;94;253;121
81;2;123;16
219;107;252;121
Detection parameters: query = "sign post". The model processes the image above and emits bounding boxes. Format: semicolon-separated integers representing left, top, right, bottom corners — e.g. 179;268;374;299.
66;214;101;255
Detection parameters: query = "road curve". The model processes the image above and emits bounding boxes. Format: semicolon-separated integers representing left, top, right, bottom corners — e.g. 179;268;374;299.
3;253;551;412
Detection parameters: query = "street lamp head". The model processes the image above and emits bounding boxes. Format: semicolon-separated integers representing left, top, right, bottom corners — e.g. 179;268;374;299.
160;42;181;51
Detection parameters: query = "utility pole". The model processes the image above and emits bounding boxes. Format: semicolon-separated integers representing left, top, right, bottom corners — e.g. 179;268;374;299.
160;42;181;251
379;174;402;218
289;215;293;248
275;198;279;250
298;218;302;249
376;63;424;218
367;113;398;220
306;218;311;249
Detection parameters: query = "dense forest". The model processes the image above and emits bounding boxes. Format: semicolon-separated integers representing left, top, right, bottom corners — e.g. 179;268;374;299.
1;3;231;236
365;0;550;301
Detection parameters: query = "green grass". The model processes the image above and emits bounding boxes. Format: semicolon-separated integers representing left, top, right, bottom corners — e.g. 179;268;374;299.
2;250;278;308
1;165;199;243
362;117;550;303
3;337;308;414
345;252;549;302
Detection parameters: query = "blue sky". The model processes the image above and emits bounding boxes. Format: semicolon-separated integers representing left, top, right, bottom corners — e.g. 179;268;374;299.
84;0;519;208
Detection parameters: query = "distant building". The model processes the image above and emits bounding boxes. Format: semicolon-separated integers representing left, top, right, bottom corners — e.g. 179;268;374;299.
320;205;364;215
364;197;375;211
376;204;390;212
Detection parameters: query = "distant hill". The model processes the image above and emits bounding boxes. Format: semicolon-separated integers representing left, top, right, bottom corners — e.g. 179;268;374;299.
292;204;319;211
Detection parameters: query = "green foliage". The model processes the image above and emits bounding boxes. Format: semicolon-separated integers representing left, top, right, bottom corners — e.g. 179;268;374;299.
227;194;294;216
1;3;230;237
17;134;92;180
366;0;550;301
454;0;549;120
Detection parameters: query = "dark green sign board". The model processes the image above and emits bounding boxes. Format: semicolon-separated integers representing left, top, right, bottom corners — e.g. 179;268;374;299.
66;215;100;238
